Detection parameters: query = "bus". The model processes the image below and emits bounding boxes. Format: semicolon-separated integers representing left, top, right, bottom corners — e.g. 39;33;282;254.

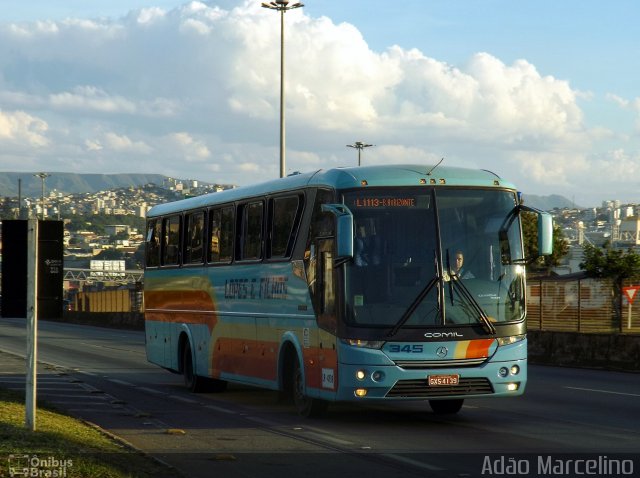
144;164;552;417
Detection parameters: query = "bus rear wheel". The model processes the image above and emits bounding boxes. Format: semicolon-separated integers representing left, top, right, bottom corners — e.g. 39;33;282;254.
292;359;328;418
429;399;464;415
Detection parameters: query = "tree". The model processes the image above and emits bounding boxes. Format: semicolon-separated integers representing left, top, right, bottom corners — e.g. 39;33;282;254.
521;211;569;274
580;242;640;283
580;242;640;320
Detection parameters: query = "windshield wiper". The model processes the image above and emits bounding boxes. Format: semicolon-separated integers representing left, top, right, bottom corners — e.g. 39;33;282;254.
446;250;496;335
387;251;440;338
450;275;496;335
387;276;439;338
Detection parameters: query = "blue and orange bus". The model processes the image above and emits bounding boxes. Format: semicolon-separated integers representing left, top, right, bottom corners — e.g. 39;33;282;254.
144;164;552;416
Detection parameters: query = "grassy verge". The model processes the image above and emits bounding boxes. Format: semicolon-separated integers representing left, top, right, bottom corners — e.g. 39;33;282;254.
0;388;175;477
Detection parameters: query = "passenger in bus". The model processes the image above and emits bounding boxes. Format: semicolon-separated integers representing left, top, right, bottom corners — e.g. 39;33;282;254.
354;222;381;267
454;250;475;279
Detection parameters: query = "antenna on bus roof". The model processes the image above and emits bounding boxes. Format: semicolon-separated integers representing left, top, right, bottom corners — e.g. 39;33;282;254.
426;157;444;176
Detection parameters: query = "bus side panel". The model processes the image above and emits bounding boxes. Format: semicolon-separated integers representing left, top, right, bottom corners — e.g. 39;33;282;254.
301;328;339;400
145;316;165;368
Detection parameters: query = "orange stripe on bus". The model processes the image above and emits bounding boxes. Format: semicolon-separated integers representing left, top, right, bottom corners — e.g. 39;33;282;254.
465;339;495;358
145;290;215;311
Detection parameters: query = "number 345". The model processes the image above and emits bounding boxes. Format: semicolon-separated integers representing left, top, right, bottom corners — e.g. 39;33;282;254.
388;344;423;353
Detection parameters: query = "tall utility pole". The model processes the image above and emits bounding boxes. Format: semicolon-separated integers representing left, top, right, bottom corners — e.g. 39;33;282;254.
347;141;374;166
33;172;51;220
261;1;304;178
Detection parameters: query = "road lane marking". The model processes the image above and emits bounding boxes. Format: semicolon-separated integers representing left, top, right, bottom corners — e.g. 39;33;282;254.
108;379;136;387
382;453;445;472
203;404;237;414
137;386;166;395
169;395;199;404
564;386;640;397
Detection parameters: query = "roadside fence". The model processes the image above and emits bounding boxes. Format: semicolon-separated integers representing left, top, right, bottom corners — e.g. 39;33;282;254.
526;277;640;334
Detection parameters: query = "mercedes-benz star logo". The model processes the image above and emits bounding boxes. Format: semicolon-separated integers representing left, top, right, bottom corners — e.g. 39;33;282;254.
435;346;448;358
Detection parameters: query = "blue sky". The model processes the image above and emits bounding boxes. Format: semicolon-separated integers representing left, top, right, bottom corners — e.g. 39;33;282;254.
0;0;638;206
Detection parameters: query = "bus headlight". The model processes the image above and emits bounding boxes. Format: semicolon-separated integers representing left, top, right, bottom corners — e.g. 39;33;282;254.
496;335;526;346
356;369;366;381
510;365;520;375
498;367;509;378
342;339;385;349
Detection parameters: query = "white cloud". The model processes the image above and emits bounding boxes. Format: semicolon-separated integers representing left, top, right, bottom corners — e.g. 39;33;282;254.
165;132;210;161
50;86;137;114
0;109;49;147
103;132;153;154
0;1;630;205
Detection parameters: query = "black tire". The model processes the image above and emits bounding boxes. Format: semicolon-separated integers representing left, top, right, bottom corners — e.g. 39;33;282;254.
183;342;228;393
182;342;205;393
292;359;328;418
429;399;464;415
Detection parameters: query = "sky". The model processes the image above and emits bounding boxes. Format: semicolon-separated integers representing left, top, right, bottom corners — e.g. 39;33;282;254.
0;0;638;207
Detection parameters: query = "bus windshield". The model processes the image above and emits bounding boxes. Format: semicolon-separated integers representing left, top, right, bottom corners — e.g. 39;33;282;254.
342;188;525;328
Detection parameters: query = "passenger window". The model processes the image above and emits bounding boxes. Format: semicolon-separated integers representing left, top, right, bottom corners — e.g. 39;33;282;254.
270;195;301;258
209;206;234;263
241;201;264;260
162;215;181;266
184;211;204;264
145;219;161;267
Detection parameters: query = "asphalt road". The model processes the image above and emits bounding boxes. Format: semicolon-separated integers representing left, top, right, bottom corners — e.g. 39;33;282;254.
1;317;639;478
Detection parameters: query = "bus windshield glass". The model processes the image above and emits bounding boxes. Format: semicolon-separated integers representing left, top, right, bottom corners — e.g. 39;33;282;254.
342;188;525;328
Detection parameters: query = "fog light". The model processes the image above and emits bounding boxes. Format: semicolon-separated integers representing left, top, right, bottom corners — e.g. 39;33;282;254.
355;388;368;397
356;369;366;381
498;367;509;378
510;365;520;375
507;383;519;391
371;371;384;382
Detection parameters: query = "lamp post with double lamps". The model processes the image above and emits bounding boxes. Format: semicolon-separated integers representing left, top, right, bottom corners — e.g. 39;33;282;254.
347;141;374;167
261;1;304;178
33;172;51;220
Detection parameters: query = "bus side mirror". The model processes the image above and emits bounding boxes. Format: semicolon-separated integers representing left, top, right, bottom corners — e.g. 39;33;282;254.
538;211;553;256
321;204;354;260
519;205;553;257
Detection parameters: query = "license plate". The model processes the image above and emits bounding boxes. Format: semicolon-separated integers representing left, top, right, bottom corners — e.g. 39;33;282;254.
428;374;460;386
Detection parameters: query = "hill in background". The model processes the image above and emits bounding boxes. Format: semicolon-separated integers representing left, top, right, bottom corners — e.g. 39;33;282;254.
523;193;579;211
0;172;201;197
0;171;576;210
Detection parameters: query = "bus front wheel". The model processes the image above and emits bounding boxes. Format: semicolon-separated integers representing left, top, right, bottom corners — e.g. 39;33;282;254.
182;342;227;393
292;359;328;418
429;399;464;415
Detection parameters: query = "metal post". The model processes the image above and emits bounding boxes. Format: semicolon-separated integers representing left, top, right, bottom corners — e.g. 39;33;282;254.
577;279;582;332
346;141;374;166
34;172;50;221
261;1;304;178
26;218;39;431
539;279;543;330
279;8;286;178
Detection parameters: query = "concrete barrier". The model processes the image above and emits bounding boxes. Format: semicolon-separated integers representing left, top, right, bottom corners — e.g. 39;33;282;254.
528;330;640;372
53;311;144;330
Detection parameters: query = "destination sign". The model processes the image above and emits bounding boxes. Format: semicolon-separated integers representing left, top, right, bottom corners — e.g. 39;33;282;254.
350;196;418;208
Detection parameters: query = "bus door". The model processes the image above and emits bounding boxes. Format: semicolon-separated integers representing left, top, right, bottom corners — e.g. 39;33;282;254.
308;238;339;397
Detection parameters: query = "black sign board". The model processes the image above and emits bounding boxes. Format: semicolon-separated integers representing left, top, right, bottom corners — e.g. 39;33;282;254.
1;220;64;319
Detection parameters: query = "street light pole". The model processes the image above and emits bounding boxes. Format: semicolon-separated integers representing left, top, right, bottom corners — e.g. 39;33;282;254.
33;173;51;221
261;1;304;178
346;141;374;167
